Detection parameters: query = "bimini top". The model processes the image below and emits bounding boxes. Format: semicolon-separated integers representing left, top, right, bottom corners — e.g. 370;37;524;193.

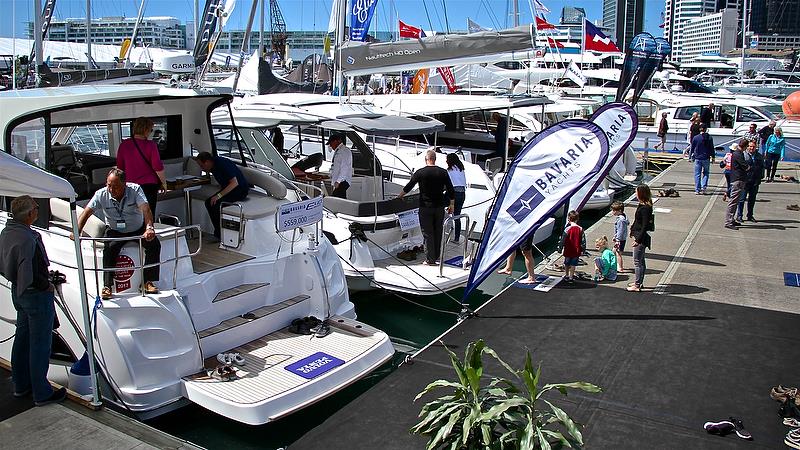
358;93;552;117
225;94;446;136
0;150;75;199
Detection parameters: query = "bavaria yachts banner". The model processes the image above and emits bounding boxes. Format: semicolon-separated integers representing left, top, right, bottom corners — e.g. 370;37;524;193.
350;0;379;41
464;120;609;298
570;102;638;211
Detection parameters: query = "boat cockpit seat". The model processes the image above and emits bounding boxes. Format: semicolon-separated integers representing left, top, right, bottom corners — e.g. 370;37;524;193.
49;198;105;238
220;166;288;220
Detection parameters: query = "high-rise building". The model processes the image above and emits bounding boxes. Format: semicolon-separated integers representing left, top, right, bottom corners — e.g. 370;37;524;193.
602;0;645;49
560;6;586;25
749;0;800;35
28;16;186;49
663;0;717;62
681;8;739;61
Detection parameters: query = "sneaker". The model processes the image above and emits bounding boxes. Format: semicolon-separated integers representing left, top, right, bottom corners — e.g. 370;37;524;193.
784;418;800;427
695;191;702;195
732;221;742;226
101;286;112;300
12;388;31;398
704;420;735;435
786;429;800;449
34;387;67;406
725;225;738;230
735;217;743;223
728;417;752;440
745;217;757;222
143;281;159;295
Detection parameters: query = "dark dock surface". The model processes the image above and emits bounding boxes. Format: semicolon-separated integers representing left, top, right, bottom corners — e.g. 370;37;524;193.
292;159;800;449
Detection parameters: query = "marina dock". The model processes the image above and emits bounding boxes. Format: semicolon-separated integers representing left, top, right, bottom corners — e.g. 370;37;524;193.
291;158;800;449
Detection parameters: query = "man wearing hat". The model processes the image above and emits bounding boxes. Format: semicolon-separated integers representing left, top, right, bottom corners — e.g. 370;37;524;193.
328;134;353;199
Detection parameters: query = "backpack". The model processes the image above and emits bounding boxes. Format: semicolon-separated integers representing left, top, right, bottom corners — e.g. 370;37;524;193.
647;212;655;232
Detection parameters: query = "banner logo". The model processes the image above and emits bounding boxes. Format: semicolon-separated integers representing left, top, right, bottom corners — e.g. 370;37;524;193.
352;0;376;22
507;186;545;223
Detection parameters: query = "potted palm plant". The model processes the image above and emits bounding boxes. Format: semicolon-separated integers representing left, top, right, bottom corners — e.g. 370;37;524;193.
410;339;601;449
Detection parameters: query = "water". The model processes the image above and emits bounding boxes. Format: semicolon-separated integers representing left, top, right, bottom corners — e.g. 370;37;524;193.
145;205;623;449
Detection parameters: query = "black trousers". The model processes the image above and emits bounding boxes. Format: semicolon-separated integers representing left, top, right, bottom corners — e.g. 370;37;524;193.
205;190;248;237
330;180;350;199
103;226;161;287
419;206;445;264
765;153;780;180
140;183;159;217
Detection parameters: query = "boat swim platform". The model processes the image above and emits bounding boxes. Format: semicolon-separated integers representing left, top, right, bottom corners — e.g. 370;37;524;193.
291;159;800;449
0;368;200;450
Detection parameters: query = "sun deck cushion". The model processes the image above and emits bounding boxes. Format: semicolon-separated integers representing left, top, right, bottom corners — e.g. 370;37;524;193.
49;198;105;238
239;166;287;200
323;193;420;217
214;166;288;220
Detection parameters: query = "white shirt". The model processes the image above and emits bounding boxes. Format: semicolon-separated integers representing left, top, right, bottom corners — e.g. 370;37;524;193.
448;167;467;188
330;143;353;185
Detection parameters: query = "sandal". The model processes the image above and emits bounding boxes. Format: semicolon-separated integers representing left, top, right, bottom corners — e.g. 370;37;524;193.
101;286;112;300
627;285;641;292
772;386;798;402
207;365;236;381
216;352;246;366
784;417;800;427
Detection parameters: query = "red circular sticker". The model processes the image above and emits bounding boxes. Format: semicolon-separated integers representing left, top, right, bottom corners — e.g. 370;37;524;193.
114;254;135;291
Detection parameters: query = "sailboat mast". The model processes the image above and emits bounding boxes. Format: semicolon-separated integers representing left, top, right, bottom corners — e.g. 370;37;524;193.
741;0;747;81
125;0;147;68
513;0;519;27
335;0;346;97
34;0;44;71
233;0;259;92
259;0;265;56
86;0;92;70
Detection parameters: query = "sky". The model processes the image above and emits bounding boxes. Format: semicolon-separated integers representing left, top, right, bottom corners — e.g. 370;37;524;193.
0;0;665;38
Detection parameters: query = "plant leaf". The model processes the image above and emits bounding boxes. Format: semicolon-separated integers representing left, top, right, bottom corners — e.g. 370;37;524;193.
461;407;481;445
482;345;518;378
541;430;572;448
481;423;493;446
415;379;468;402
412;403;465;435
542;399;583;445
479;397;528;422
429;407;463;448
536;427;552;450
518;419;535;450
465;340;485;397
538;382;602;398
443;342;471;390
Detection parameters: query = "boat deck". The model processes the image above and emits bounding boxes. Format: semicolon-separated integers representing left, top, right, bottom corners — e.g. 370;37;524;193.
291;159;800;449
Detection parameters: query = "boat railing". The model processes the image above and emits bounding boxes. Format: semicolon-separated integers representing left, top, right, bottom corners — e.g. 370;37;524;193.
440;214;475;277
47;225;203;297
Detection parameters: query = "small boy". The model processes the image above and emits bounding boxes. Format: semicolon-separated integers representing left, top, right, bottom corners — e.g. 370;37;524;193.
558;210;585;282
611;201;629;273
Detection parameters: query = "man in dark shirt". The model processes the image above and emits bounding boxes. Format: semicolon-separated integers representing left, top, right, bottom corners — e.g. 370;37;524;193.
397;150;455;265
690;126;715;194
699;103;714;128
758;120;776;152
196;151;250;239
492;112;509;159
0;196;66;405
726;139;750;229
736;140;765;222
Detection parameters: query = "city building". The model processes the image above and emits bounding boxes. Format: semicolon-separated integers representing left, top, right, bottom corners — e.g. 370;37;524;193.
602;0;645;49
750;0;800;35
560;6;586;24
681;8;738;62
29;16;186;49
663;0;717;62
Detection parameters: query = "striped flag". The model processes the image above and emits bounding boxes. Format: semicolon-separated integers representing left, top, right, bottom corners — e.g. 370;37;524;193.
535;16;556;30
533;0;551;17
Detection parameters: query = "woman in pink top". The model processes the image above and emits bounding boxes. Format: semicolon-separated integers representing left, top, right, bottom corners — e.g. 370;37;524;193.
116;117;166;214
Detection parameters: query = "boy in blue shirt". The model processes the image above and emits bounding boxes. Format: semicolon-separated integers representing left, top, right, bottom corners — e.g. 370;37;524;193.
611;201;629;273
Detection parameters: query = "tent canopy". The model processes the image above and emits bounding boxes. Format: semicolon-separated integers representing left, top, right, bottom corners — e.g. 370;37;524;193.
0;151;75;199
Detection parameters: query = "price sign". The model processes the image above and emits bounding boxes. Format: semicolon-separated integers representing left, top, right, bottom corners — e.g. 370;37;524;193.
397;209;420;231
277;196;324;232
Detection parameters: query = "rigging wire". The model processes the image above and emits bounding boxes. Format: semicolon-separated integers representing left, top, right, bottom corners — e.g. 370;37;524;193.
421;1;435;35
441;0;450;33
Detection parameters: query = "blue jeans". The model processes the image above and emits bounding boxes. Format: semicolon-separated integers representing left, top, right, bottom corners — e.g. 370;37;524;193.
694;159;710;192
11;288;55;402
452;190;466;240
633;243;647;287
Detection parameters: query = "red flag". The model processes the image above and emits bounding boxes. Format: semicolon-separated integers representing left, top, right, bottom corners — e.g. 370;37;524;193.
437;67;457;93
535;16;556;30
399;20;424;38
584;19;620;52
546;37;564;49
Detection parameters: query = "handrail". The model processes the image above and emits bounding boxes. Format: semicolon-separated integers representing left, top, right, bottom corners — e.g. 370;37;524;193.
440;213;471;277
45;225;202;293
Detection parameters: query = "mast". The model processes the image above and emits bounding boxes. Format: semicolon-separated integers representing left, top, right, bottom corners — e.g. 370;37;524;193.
513;0;519;27
741;0;747;81
335;0;346;97
86;0;92;70
124;0;147;68
233;0;259;92
34;0;44;75
259;0;265;57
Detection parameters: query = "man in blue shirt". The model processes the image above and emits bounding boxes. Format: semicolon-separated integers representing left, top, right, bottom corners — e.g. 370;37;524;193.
75;168;161;299
690;126;715;195
195;152;250;239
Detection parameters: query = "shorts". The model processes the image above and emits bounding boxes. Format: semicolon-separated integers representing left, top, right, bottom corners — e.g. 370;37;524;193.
519;235;534;252
563;256;579;267
614;239;626;252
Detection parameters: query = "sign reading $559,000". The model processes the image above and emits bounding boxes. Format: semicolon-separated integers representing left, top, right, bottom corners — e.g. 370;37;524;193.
277;196;324;232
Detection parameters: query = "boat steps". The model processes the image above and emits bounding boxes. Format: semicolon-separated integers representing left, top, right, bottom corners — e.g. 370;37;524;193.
182;315;394;425
213;283;270;303
198;294;310;358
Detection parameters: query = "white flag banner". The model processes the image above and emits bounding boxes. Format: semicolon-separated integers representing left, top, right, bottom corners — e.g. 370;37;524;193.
565;61;586;87
220;0;237;27
569;102;638;211
464;120;609;298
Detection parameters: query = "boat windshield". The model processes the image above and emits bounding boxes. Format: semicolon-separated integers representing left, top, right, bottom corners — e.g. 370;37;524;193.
756;105;783;120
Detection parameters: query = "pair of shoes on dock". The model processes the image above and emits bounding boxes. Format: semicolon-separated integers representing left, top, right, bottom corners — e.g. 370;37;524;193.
704;417;752;440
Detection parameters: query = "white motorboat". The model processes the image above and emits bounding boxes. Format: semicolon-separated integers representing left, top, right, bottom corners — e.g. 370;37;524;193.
0;85;394;424
213;95;479;295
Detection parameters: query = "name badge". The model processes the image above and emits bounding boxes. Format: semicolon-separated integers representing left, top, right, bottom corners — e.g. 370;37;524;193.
115;220;126;231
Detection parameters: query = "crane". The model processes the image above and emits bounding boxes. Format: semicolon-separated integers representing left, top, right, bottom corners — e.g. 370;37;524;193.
270;0;288;66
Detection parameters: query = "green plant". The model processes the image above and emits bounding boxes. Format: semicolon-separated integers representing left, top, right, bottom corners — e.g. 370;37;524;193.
410;339;601;449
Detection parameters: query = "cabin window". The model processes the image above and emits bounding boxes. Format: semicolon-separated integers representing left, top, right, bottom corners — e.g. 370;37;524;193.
119;116;183;161
62;123;112;156
719;105;735;128
212;127;253;163
736;107;763;124
674;107;702;121
9;117;46;168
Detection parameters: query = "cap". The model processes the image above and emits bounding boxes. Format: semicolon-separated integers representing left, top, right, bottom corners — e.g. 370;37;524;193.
327;133;344;144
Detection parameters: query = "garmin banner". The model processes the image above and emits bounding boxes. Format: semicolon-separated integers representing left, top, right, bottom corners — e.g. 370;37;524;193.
615;33;662;106
464;120;609;298
350;0;379;41
569;102;638;211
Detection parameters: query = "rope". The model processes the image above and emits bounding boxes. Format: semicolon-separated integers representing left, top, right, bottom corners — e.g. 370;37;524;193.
0;334;14;344
337;255;462;317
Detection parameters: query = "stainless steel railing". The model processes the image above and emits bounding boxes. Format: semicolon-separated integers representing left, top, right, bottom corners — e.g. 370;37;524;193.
439;213;475;277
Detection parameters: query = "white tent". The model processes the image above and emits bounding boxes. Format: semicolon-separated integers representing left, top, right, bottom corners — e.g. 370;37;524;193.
0;151;75;199
427;65;513;90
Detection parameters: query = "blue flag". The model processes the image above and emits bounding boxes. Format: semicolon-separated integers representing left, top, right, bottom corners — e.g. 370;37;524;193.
616;33;669;105
463;120;609;299
350;0;379;41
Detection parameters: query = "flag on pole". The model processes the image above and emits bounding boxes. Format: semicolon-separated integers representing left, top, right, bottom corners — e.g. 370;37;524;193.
659;12;666;29
411;68;430;93
564;61;586;87
584;19;620;52
463;120;609;299
546;37;564;49
467;18;489;33
533;0;551;16
436;66;457;93
535;16;556;30
350;0;379;41
399;20;426;38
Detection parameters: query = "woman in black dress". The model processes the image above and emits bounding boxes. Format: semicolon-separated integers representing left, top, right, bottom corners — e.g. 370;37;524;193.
628;184;654;292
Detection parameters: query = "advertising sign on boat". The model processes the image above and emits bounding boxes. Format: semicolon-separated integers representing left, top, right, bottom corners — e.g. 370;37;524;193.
277;196;323;232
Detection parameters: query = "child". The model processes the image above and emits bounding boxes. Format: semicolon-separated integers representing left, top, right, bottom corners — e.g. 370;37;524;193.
558;210;585;282
610;201;629;273
593;236;618;281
